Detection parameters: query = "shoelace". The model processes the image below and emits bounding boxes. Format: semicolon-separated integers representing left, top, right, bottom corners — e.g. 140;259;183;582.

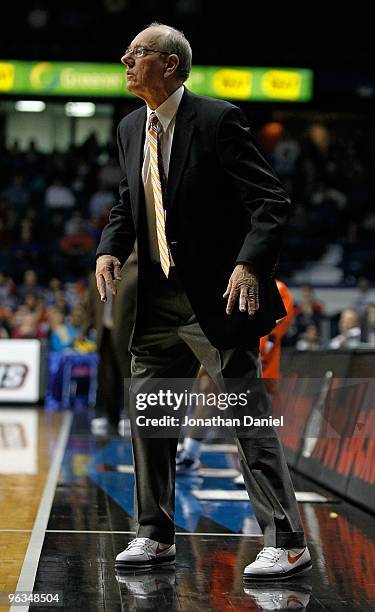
126;537;152;550
255;547;281;563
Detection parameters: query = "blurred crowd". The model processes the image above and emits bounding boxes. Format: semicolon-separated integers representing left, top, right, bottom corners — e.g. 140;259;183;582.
0;268;92;351
0;135;119;284
1;118;374;287
1;267;375;353
263;122;375;282
285;283;375;350
0;117;374;353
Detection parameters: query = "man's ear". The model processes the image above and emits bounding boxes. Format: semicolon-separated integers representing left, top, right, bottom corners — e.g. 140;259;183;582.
164;53;179;76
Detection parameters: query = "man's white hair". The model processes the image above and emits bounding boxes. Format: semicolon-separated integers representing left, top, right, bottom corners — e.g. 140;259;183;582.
147;22;192;82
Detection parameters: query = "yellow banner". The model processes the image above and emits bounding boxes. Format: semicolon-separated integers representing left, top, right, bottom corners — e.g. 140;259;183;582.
261;70;302;100
0;63;15;91
212;69;253;100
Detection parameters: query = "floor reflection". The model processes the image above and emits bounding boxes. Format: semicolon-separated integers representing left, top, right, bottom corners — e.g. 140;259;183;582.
116;567;177;611
243;580;312;610
0;409;38;474
116;564;313;611
301;502;375;609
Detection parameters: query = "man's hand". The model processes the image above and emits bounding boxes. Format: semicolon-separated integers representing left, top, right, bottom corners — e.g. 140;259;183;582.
96;255;122;302
223;263;260;316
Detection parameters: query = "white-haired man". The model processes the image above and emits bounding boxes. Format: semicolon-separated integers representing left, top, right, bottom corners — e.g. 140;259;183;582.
96;22;311;580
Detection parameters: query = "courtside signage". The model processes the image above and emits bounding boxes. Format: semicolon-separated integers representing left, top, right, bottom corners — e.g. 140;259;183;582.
0;60;312;101
0;340;41;402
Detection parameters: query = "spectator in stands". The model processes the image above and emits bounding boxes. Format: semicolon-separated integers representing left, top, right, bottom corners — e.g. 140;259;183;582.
0;296;11;320
351;276;375;314
63;279;88;311
60;220;95;255
64;211;86;237
80;132;101;164
88;181;115;223
44;278;63;305
18;269;43;302
11;310;38;339
22;292;39;312
361;303;375;344
60;216;96;277
47;306;81;351
359;207;375;241
45;178;75;210
53;292;68;314
17;219;34;243
296;323;321;351
2;174;29;213
9;291;48;339
260;280;294;380
272;133;301;181
309;182;348;240
0;196;17;247
329;308;361;349
0;318;9;338
22;293;49;336
69;303;85;335
98;156;122;190
294;285;325;337
0;274;17;309
0;298;11;338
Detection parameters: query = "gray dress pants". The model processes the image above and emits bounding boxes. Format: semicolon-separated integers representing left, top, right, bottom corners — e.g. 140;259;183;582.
130;268;306;548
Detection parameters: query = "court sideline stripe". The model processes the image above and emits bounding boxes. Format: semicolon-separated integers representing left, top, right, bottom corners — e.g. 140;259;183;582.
11;411;73;612
0;529;32;532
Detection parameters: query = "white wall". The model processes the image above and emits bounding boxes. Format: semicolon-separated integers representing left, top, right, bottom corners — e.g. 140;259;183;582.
5;108;113;152
6;111;71;152
74;116;112;146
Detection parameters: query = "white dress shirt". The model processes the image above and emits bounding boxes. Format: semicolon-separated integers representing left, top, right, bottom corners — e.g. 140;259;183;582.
142;85;184;264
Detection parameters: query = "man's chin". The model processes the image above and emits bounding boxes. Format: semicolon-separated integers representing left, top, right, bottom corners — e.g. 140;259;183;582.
126;80;136;92
126;83;144;99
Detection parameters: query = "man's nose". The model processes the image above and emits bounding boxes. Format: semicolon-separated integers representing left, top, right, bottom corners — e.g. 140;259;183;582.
121;53;133;66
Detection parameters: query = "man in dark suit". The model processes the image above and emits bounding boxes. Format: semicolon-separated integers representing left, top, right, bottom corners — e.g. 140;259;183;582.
96;22;311;580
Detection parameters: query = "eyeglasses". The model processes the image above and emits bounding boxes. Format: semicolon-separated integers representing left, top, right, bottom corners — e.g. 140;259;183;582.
122;46;170;59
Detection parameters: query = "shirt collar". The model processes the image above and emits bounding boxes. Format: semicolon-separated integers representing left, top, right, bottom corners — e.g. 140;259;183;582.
146;85;184;133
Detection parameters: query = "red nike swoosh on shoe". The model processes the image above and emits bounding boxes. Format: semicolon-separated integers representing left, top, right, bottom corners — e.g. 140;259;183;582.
156;543;174;555
287;549;305;564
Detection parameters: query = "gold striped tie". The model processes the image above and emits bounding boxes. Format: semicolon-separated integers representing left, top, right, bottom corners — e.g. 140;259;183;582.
148;113;170;277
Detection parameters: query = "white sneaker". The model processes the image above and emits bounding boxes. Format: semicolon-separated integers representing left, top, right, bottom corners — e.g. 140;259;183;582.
115;537;176;568
243;546;312;580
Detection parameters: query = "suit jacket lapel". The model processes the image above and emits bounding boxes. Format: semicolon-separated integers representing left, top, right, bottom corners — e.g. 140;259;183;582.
167;89;196;210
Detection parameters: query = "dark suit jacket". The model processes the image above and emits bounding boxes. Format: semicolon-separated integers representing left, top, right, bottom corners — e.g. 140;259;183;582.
96;88;291;349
